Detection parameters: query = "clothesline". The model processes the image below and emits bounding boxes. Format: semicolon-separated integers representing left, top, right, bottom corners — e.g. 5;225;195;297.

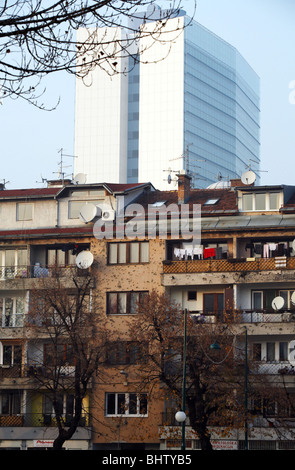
173;246;220;260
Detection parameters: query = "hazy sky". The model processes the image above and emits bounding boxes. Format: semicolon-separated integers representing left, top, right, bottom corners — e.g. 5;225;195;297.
1;0;295;189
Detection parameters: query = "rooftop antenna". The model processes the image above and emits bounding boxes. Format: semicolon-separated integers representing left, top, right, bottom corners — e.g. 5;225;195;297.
54;148;78;182
169;144;206;187
36;175;48;185
246;158;268;177
0;179;10;189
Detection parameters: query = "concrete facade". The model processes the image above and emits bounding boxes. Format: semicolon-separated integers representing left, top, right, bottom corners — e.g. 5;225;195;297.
1;175;295;450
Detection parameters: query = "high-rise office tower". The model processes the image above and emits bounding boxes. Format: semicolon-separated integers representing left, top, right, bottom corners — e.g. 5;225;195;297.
74;10;260;190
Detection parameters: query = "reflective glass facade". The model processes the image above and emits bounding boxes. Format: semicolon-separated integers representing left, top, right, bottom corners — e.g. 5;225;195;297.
183;19;260;188
74;14;260;190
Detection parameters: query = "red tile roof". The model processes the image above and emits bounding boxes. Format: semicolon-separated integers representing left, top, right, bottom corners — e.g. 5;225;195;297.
133;188;238;216
0;188;60;199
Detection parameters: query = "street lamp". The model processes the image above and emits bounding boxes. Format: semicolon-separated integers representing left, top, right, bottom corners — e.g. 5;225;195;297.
244;327;248;450
175;308;188;450
175;309;222;450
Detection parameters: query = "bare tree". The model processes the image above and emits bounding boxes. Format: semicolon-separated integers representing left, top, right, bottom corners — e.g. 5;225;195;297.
0;0;196;107
27;266;106;450
130;290;257;451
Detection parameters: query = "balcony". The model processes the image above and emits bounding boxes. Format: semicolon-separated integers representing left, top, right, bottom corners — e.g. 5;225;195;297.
0;265;92;290
163;257;295;274
162;257;295;286
189;309;295;324
0;364;77;381
0;413;87;427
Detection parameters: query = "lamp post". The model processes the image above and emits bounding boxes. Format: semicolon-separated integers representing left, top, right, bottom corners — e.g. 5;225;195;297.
175;309;222;450
244;327;248;450
175;308;188;450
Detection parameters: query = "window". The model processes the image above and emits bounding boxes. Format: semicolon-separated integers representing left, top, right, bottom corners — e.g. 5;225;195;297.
252;291;263;310
47;247;77;266
269;192;280;210
106;341;147;365
255;193;266;211
16;203;33;221
279;290;295;309
105;393;148;416
241;192;281;211
203;293;224;316
0;248;28;279
2;344;22;366
252;341;288;362
43;393;76;422
252;289;294;310
151;201;167;207
242;193;253;211
108;242;149;264
188;291;197;301
0;391;21;415
204;199;219;205
0;297;25;327
68;200;103;219
44;343;75;366
107;291;148;315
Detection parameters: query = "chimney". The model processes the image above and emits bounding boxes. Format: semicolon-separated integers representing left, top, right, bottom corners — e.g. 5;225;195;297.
177;170;191;204
230;178;254;187
47;179;72;188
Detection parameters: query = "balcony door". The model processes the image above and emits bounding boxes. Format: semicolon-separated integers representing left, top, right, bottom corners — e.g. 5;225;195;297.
203;293;224;319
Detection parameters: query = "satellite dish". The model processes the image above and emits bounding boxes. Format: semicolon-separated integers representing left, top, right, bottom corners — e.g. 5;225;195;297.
73;173;87;185
241;170;256;185
75;251;94;269
291;292;295;305
167;174;172;184
79;203;97;223
272;296;285;311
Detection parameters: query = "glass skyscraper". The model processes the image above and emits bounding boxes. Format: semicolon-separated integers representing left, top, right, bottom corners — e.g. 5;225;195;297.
74;12;260;190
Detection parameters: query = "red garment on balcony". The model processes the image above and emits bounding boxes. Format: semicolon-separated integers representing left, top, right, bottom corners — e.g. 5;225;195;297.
203;248;216;259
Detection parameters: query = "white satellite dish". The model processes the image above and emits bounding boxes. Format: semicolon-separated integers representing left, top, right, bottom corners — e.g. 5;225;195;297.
272;296;285;311
291;292;295;305
241;170;256;185
73;173;87;185
79;203;97;223
75;251;94;269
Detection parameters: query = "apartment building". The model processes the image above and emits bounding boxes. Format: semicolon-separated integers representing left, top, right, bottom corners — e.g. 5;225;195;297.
0;179;152;450
89;172;295;451
1;173;295;450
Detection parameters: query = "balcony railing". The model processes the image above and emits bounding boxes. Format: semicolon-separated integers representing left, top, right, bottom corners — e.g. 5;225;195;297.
0;413;87;427
0;265;90;280
163;257;295;274
0;363;76;379
189;309;295;324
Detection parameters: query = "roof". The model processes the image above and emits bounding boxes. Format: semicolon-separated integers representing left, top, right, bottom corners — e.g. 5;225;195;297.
133;188;238;216
0;187;60;200
0;182;153;200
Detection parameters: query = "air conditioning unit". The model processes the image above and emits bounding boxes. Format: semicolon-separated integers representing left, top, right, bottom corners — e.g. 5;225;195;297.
102;208;116;221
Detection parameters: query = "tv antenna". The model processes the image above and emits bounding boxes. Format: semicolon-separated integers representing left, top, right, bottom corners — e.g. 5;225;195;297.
54;148;78;182
169;144;206;187
0;179;9;189
246;158;268;176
